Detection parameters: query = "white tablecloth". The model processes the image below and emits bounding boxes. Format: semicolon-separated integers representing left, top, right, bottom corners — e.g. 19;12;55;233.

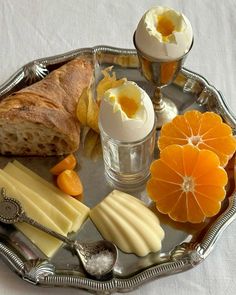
0;0;236;294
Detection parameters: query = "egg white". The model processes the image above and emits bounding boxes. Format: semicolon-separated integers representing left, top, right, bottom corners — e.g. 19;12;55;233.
99;81;155;142
135;6;193;60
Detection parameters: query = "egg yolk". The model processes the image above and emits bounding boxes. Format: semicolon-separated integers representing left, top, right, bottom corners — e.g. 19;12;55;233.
118;95;139;118
156;15;175;38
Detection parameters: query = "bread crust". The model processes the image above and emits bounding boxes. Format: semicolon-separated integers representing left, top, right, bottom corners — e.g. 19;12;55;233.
0;58;94;155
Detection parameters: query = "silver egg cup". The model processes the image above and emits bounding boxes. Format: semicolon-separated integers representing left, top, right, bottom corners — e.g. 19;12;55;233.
133;33;194;128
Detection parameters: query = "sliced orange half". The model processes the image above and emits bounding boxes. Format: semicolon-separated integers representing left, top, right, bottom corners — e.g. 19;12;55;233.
146;144;228;223
158;110;236;167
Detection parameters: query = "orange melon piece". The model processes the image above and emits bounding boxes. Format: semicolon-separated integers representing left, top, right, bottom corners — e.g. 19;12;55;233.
146;145;228;223
158;110;236;167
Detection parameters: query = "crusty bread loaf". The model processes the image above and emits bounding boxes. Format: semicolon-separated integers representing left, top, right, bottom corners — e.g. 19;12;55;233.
0;58;93;156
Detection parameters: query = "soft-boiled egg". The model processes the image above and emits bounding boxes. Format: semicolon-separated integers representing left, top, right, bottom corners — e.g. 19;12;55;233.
99;81;155;142
135;6;193;60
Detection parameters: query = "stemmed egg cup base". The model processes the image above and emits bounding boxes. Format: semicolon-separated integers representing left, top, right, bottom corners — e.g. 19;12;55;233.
153;87;178;129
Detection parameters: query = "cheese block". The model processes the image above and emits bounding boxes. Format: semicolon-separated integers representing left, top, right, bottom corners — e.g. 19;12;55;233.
12;160;90;231
0;170;63;257
90;190;165;256
0;170;72;234
4;162;89;232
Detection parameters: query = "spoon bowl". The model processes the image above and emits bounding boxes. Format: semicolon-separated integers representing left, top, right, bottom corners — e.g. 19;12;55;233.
75;240;118;279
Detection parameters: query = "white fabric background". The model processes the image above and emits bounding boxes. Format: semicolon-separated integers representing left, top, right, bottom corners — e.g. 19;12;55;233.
0;0;236;294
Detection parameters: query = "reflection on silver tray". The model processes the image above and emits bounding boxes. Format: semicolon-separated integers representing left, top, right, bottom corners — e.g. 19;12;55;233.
0;46;236;293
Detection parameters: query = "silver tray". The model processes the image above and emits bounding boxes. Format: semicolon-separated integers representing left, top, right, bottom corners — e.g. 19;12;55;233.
0;46;236;294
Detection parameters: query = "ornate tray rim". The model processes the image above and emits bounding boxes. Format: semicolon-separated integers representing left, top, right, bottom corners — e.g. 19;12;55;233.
0;46;236;293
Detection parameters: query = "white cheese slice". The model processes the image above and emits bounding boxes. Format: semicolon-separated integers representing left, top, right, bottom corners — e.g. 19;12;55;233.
12;160;90;232
0;170;72;234
4;162;89;232
0;170;63;257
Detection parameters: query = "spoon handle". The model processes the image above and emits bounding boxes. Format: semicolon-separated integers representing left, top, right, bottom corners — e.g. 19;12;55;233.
19;212;74;248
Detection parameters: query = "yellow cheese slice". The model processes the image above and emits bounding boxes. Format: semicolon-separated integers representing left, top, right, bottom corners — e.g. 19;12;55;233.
0;171;72;234
0;170;63;257
4;162;89;232
16;223;62;257
12;160;90;232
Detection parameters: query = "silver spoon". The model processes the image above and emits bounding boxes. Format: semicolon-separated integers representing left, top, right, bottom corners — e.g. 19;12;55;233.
0;188;118;280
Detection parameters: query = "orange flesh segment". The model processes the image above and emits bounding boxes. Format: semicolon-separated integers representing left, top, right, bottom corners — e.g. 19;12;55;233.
118;95;139;118
157;15;175;37
198;111;222;134
160;144;185;175
201;136;236;154
182;144;199;175
191;149;221;177
150;160;182;183
172;115;192;136
161;122;188;140
169;192;188;222
195;185;226;202
147;178;181;201
184;111;202;135
195;168;227;186
57;169;83;196
186;192;205;223
193;192;221;217
147;145;228;223
155;191;182;214
50;154;77;175
202;124;231;139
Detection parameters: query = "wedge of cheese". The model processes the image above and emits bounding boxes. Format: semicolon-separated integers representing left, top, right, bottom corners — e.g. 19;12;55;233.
4;162;90;232
12;160;90;231
0;170;63;257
